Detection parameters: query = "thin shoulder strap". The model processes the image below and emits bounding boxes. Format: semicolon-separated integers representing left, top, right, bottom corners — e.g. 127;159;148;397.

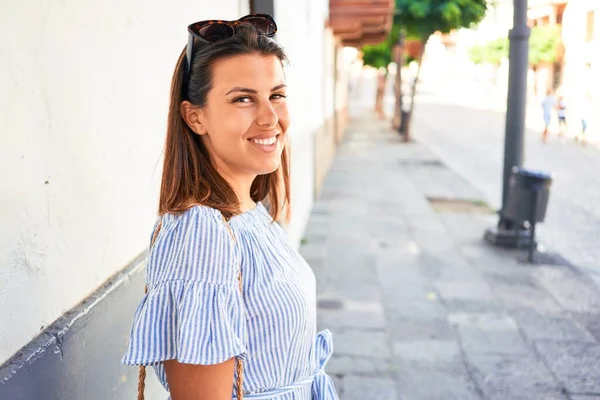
137;218;163;400
220;214;245;400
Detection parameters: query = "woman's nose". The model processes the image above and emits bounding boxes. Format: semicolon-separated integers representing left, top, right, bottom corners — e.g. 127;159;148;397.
256;102;278;128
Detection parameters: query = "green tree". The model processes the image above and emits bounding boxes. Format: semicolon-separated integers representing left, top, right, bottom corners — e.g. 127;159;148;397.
469;24;560;68
529;25;560;66
362;25;400;118
395;0;489;140
469;37;509;66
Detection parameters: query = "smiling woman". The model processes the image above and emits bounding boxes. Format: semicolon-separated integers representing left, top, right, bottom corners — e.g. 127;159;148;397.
182;54;290;188
121;14;339;400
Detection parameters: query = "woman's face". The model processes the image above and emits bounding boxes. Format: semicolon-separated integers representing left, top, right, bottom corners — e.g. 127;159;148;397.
193;54;290;181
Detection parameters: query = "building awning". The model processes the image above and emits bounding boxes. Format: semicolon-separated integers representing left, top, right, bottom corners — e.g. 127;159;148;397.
327;0;395;47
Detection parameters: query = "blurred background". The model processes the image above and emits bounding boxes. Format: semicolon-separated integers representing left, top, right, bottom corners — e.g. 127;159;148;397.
2;0;600;399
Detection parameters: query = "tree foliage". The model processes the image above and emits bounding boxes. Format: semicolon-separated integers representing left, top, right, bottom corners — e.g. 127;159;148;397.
468;25;561;67
529;25;560;65
362;1;489;68
469;37;508;65
395;0;489;40
362;25;400;69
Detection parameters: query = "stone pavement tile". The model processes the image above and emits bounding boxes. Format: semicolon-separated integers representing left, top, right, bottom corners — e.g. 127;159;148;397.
512;309;596;343
467;353;561;397
376;243;421;266
376;262;437;301
325;240;375;261
317;282;382;303
365;216;413;238
448;312;518;331
326;355;397;377
319;264;379;287
458;328;531;356
427;264;485;283
444;298;506;314
396;366;482;400
388;319;456;341
571;313;600;343
434;281;495;302
571;396;600;400
420;246;479;267
299;242;327;261
485;392;568;400
491;282;563;314
412;231;460;253
428;263;484;283
368;200;409;217
332;329;392;359
483;271;538;288
319;198;370;217
406;215;447;234
533;267;600;313
533;340;600;393
460;244;529;274
317;300;386;330
341;375;397;400
393;339;462;369
401;198;437;218
416;251;480;282
385;297;448;322
376;251;431;280
437;213;497;243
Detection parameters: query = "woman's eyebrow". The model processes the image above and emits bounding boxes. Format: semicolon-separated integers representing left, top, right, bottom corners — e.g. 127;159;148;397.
225;84;287;95
226;87;257;95
271;84;287;91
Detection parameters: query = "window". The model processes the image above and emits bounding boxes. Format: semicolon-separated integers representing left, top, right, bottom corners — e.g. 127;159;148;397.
586;11;595;42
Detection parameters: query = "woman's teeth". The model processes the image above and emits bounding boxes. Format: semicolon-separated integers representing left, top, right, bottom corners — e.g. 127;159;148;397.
252;136;277;145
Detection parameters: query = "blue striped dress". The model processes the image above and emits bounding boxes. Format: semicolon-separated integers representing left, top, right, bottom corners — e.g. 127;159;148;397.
122;203;338;399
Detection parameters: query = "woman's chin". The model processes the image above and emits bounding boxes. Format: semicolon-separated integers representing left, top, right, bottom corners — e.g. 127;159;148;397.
254;159;281;176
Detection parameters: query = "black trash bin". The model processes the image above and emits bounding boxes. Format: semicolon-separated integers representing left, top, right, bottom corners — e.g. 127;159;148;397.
503;167;553;261
504;167;553;225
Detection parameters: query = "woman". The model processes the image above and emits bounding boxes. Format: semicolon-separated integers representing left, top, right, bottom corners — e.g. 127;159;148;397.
122;14;338;400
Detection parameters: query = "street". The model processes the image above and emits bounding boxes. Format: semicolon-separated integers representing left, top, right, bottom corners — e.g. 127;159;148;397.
304;73;600;399
412;86;600;272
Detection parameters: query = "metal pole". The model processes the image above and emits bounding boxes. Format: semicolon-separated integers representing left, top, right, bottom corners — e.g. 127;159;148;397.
484;0;532;247
501;0;530;222
396;31;405;134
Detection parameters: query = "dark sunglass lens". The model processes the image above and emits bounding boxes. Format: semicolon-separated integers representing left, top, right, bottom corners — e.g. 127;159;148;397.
244;17;276;35
198;23;235;42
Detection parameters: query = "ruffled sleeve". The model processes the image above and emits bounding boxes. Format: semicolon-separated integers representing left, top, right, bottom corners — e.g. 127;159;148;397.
122;206;246;366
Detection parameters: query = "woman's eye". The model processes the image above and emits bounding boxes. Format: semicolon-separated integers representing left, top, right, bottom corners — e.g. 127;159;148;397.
271;93;287;100
234;96;252;103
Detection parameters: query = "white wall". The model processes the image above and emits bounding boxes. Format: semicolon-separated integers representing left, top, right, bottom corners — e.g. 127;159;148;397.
561;0;600;133
0;0;249;365
274;0;330;247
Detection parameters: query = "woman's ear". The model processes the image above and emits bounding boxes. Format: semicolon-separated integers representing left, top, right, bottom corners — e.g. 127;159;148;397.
181;101;207;135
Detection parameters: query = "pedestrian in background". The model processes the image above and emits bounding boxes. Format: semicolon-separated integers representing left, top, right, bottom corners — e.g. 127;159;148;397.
541;88;555;142
122;14;338;400
576;93;591;144
556;95;568;137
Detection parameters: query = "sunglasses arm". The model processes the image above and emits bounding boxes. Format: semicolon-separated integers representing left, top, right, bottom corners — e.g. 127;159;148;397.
186;33;194;76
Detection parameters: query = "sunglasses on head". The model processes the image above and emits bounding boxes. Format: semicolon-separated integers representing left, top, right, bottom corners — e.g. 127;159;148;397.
186;14;277;76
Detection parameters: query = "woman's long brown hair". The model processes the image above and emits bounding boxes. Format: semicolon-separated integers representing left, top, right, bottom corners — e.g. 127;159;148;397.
159;24;290;221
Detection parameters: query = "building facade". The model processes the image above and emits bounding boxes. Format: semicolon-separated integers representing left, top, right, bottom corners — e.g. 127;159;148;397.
560;0;599;134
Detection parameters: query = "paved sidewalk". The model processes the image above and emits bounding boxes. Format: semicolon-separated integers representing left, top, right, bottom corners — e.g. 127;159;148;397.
301;113;600;400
